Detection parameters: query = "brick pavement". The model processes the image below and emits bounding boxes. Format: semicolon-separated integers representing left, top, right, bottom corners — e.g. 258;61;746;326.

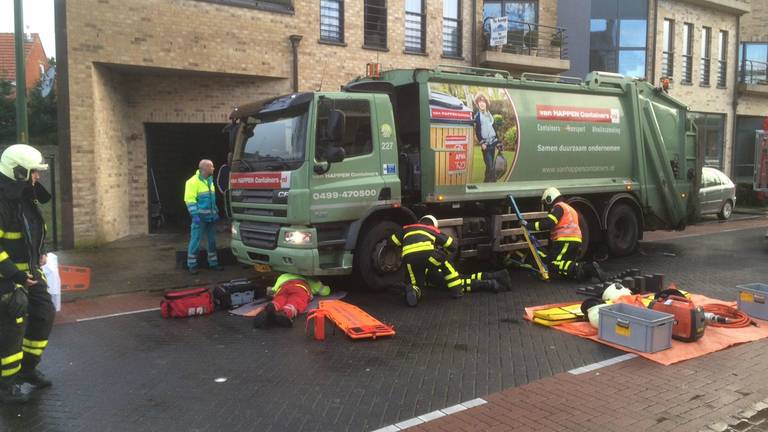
0;219;765;431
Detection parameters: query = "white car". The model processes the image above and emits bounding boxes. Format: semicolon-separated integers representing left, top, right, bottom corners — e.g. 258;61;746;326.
699;167;736;220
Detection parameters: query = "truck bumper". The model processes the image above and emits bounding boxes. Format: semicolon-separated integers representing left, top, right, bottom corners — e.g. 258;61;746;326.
230;239;353;276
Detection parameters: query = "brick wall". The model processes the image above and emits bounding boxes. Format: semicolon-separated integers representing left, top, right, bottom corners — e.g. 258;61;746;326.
62;0;559;245
740;0;767;43
656;0;739;174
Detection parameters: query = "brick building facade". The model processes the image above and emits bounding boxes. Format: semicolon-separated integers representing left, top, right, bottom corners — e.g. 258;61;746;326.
56;0;566;247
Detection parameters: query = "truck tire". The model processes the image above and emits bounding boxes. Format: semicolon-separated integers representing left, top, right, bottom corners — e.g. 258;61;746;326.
354;221;403;291
606;203;638;257
576;212;590;260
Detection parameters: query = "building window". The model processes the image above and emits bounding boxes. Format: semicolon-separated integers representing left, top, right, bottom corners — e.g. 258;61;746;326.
690;112;726;170
662;19;674;79
733;116;766;183
320;0;344;43
196;0;293;13
700;26;711;86
589;0;647;78
681;23;693;84
405;0;426;53
483;1;538;28
364;0;387;49
739;43;766;84
443;0;462;57
718;30;728;87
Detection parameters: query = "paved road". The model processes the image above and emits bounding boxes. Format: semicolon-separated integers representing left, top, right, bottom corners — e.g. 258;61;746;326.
1;222;766;432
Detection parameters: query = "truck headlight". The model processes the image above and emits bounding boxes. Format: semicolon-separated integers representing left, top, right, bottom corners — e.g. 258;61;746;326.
231;224;238;237
284;230;313;244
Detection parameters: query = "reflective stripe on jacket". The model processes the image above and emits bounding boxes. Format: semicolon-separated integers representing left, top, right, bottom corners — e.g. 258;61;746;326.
390;223;454;257
184;170;217;219
551;202;581;243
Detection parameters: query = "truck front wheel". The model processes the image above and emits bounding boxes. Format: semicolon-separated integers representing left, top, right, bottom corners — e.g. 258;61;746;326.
606;203;639;256
354;221;403;291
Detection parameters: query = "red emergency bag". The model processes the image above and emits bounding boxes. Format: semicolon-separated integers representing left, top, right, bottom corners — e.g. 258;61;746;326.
161;287;214;318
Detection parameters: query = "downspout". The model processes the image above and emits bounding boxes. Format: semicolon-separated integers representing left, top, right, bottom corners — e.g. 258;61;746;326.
650;0;659;84
471;0;477;66
729;15;741;177
289;34;302;92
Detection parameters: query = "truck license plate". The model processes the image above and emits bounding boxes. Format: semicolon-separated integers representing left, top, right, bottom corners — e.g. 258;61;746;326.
254;264;272;273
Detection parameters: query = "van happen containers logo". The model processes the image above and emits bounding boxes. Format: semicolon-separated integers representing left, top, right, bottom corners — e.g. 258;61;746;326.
536;105;621;124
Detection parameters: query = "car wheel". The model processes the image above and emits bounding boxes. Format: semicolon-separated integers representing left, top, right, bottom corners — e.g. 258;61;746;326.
718;200;733;220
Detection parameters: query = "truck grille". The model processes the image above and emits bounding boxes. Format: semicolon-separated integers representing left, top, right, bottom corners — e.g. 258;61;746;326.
239;221;281;250
232;207;287;218
230;189;288;204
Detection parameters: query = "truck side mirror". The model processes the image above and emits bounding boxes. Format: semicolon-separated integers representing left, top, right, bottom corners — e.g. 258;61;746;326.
325;146;345;163
327;109;345;143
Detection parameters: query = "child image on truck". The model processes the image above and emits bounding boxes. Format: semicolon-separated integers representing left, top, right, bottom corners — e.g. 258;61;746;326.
428;83;519;185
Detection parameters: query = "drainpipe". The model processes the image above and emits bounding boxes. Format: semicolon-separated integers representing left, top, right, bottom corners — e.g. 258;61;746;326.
471;0;477;66
650;0;658;84
289;35;302;92
729;15;741;177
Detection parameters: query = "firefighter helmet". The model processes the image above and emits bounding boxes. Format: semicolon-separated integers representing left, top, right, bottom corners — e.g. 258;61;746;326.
419;215;438;228
541;187;561;207
0;144;48;182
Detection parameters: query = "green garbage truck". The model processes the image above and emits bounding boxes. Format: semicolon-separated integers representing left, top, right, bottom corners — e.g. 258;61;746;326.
226;66;700;289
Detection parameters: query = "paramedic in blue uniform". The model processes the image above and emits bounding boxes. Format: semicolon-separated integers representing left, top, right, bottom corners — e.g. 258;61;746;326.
184;159;223;274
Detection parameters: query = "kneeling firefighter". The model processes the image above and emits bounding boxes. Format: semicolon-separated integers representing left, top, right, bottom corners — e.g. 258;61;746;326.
389;215;512;306
0;145;56;404
533;188;607;283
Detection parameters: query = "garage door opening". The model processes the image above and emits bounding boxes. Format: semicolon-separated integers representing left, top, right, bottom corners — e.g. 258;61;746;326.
145;123;229;233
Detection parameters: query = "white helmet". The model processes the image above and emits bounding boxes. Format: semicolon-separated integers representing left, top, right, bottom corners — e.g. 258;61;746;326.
419;215;438;228
0;144;48;181
541;187;561;207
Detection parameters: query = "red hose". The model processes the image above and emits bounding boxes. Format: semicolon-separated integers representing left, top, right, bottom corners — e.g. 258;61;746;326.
702;304;753;328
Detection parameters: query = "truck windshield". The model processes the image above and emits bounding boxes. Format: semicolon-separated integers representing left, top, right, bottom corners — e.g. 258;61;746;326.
234;106;308;172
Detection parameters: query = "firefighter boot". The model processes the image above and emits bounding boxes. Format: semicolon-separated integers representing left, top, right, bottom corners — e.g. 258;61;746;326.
0;378;28;404
488;270;513;291
17;368;52;389
581;261;608;283
253;302;275;329
405;284;421;307
473;279;501;294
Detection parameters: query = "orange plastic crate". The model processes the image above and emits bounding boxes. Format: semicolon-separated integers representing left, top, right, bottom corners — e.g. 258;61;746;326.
59;266;91;292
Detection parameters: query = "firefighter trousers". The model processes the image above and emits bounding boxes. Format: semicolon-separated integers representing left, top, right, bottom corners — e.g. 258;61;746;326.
546;240;582;280
403;251;489;296
0;279;55;381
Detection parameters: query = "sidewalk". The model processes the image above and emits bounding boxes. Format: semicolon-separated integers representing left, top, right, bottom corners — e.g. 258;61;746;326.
397;338;768;432
55;229;266;302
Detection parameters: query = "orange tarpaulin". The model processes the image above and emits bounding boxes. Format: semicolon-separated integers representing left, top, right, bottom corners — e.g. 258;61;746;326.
524;294;768;365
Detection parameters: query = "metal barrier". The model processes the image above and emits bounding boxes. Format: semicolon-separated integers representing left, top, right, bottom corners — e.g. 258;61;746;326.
740;59;768;85
482;18;568;60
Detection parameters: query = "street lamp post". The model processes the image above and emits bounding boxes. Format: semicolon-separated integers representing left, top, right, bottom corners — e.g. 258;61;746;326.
14;0;29;144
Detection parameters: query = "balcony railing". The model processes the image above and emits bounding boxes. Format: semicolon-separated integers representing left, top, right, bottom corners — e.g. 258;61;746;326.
482;19;568;60
740;59;768;85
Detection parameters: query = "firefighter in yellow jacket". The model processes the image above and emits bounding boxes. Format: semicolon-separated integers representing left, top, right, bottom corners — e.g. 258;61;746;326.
390;215;512;306
532;188;607;282
0;145;56;404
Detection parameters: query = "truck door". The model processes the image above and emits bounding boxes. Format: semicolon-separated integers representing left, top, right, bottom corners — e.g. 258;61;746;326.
310;96;385;223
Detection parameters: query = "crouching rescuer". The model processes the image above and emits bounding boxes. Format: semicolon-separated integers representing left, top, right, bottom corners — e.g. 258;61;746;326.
0;144;55;404
253;273;331;328
532;188;607;282
390;215;512;306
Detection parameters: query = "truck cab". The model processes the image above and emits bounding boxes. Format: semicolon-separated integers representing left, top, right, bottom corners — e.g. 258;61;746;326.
228;91;407;288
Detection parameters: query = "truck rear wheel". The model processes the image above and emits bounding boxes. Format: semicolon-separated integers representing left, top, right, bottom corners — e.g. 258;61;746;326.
576;212;590;260
354;221;403;291
606;203;638;256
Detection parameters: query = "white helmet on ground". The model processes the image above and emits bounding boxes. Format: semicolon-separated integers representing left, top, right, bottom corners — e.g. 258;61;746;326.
541;187;561;207
0;144;48;181
419;215;438;228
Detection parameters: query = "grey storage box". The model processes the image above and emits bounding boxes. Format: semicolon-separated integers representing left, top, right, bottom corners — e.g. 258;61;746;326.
598;303;674;353
737;283;768;320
